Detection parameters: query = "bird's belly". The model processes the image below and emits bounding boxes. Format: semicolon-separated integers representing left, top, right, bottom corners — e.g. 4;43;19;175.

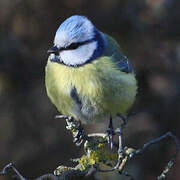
45;58;137;123
45;76;109;123
45;62;104;123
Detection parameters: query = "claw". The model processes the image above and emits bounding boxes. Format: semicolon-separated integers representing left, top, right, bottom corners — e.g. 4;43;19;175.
56;115;88;146
72;121;86;146
55;115;73;121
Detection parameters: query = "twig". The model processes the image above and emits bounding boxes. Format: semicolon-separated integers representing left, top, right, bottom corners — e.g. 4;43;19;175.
85;165;98;178
136;132;180;156
135;132;180;179
1;117;179;180
0;162;27;180
35;174;59;180
60;169;97;180
0;163;59;180
119;171;135;180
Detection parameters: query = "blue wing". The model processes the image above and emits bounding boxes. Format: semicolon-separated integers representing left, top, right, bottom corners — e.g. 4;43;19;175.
103;33;133;73
115;54;133;73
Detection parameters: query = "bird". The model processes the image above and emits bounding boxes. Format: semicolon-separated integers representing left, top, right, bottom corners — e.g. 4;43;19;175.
45;15;137;145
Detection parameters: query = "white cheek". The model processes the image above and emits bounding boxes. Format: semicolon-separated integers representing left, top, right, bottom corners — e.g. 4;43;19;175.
60;41;97;66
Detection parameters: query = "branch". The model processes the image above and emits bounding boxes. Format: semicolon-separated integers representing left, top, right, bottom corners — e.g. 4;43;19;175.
1;117;179;180
134;132;180;179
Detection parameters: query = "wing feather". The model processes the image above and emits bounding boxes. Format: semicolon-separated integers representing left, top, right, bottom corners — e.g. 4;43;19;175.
103;34;133;73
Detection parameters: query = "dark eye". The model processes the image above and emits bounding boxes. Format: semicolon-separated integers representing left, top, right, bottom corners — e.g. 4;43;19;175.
62;39;95;51
67;43;81;50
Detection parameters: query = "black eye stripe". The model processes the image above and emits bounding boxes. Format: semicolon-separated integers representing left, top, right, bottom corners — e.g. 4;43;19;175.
60;38;96;51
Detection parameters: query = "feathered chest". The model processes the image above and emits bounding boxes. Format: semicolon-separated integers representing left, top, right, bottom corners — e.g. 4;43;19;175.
45;57;137;120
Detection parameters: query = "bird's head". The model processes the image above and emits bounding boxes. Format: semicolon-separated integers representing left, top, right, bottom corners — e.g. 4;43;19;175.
47;15;106;66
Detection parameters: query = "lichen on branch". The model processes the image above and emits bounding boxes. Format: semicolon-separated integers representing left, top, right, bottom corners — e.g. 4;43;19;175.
0;116;179;180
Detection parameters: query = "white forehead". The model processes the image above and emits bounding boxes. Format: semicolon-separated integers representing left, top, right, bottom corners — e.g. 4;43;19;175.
54;15;95;47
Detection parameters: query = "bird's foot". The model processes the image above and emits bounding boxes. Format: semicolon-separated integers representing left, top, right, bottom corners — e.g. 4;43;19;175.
106;116;115;149
56;115;88;146
73;121;87;146
55;115;75;131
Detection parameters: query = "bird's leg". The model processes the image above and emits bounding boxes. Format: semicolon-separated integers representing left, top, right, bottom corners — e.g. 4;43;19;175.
56;115;88;146
66;118;88;146
115;127;123;155
114;113;136;165
106;116;115;149
114;116;126;170
73;120;88;146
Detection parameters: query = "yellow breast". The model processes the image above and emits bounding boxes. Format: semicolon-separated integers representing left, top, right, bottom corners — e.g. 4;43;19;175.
45;56;137;122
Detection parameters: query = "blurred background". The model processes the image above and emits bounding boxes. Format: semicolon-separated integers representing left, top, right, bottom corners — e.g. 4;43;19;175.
0;0;180;179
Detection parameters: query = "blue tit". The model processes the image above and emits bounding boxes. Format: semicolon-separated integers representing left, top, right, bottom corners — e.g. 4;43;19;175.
45;15;137;124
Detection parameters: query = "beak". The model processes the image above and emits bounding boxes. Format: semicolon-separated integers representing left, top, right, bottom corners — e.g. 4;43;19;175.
47;46;59;55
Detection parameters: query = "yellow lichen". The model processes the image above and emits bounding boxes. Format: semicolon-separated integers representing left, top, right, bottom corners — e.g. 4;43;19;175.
98;143;105;149
89;151;99;164
78;151;100;170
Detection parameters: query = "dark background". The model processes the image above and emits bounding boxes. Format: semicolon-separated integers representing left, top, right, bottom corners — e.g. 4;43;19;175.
0;0;180;179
